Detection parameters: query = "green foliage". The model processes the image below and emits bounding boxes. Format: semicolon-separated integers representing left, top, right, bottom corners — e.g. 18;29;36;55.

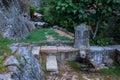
105;17;120;44
40;0;120;30
90;18;120;46
0;34;13;55
39;0;79;31
0;57;7;73
30;6;36;17
40;0;120;45
90;37;113;46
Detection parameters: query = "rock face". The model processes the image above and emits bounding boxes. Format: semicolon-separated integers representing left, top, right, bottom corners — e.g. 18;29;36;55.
0;72;13;80
5;43;45;80
4;56;19;72
19;0;31;18
30;0;41;9
0;0;35;40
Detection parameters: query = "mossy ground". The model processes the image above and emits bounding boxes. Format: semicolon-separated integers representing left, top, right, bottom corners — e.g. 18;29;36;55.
98;63;120;77
21;28;73;42
68;60;120;79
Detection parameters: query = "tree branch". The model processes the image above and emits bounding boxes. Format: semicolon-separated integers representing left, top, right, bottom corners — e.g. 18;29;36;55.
93;18;102;39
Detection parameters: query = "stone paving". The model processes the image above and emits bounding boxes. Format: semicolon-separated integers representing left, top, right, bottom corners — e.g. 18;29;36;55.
46;61;80;80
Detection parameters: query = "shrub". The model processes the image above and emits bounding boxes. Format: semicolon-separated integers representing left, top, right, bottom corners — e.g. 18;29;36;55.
30;6;37;18
39;0;120;45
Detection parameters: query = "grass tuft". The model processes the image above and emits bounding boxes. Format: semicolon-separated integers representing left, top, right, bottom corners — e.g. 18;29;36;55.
0;34;13;73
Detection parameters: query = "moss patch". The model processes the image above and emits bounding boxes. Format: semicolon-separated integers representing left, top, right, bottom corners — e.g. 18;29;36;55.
68;60;80;71
98;63;120;77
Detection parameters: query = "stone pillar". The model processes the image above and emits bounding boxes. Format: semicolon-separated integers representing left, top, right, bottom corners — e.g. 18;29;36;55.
74;23;90;58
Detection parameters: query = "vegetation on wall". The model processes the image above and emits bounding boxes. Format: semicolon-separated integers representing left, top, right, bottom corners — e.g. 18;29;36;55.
0;34;13;73
39;0;120;45
30;6;37;18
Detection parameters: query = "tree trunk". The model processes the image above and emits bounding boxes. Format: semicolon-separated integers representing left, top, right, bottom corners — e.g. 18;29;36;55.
93;20;101;39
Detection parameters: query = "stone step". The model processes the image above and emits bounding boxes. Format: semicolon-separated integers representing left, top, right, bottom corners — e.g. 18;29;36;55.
32;47;40;59
46;56;58;71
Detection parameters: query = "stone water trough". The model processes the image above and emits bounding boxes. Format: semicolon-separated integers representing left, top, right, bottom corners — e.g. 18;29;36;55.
1;23;120;80
32;46;89;72
31;23;119;71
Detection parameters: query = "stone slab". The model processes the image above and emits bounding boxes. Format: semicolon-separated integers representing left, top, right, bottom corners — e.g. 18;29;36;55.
90;46;104;51
32;46;40;56
41;46;57;53
57;46;79;53
46;56;58;71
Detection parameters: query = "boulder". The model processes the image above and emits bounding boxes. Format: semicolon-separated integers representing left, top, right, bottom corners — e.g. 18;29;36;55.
8;43;45;80
4;56;19;72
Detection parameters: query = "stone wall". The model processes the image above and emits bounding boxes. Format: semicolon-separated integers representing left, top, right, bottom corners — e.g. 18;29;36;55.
89;45;120;66
115;49;120;64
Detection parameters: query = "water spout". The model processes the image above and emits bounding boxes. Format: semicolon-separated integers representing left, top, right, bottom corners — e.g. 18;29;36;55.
80;50;86;58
